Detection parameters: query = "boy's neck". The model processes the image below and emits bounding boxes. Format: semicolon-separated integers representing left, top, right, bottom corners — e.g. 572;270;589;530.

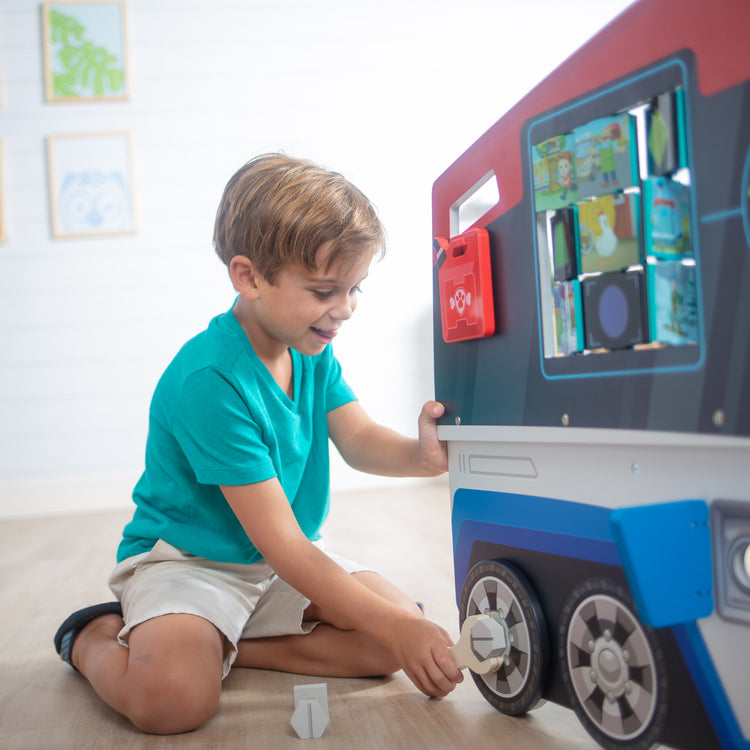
232;299;294;397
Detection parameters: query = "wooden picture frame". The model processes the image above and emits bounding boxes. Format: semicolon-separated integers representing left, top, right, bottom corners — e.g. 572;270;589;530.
41;1;130;103
46;132;136;238
0;141;6;242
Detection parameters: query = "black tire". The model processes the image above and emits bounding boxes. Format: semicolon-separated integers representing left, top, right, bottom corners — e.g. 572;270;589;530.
558;578;668;750
458;559;548;715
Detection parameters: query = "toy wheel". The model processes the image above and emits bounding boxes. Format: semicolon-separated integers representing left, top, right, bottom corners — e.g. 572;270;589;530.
558;578;668;750
459;560;548;715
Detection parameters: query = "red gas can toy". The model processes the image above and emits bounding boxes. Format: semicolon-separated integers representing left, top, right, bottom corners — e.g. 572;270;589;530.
435;228;495;343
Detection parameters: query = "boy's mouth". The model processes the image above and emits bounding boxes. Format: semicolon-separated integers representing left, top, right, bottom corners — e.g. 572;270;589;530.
311;326;337;342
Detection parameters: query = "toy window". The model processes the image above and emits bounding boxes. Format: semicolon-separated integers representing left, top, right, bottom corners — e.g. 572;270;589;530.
529;61;700;377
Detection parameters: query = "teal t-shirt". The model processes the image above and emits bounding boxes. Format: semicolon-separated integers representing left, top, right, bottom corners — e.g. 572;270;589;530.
117;305;356;564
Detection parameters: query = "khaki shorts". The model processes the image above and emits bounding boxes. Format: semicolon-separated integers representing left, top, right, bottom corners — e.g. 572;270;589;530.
108;539;368;678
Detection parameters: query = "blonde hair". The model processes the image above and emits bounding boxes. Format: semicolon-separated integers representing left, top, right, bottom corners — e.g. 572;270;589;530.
213;153;385;283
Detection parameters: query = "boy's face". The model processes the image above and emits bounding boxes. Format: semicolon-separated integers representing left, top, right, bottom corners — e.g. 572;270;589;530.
251;241;375;357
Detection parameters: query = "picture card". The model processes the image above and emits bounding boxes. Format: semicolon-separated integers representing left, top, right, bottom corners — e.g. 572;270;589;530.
532;133;578;212
647;259;698;346
582;269;647;351
553;279;584;355
643;175;693;259
574;112;639;200
647;89;687;176
550;206;580;282
577;192;641;274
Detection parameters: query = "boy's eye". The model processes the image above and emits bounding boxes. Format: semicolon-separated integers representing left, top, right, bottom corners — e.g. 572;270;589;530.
311;285;362;299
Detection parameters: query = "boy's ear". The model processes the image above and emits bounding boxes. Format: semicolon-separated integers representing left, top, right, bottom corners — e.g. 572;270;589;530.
229;256;262;299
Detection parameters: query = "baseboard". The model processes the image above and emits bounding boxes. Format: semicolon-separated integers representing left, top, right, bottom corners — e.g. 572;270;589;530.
0;471;449;520
0;474;137;519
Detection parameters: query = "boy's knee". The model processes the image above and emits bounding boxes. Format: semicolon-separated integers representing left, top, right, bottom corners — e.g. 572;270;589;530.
128;670;221;735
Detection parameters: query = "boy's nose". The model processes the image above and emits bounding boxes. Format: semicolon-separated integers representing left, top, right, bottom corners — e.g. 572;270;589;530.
331;295;356;320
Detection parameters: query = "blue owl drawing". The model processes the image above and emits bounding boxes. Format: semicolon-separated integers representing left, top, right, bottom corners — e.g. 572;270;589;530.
58;171;132;235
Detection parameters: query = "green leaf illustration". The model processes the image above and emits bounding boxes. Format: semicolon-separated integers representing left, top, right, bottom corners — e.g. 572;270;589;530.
49;10;125;98
49;9;84;45
648;110;669;171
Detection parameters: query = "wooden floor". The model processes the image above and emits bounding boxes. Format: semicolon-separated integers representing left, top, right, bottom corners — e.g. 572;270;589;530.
0;480;602;750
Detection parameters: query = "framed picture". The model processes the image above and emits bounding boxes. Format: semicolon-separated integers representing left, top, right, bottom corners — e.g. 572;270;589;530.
41;1;130;102
46;132;136;238
0;141;6;242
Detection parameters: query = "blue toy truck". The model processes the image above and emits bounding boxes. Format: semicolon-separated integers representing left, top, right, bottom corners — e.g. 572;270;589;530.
431;1;750;748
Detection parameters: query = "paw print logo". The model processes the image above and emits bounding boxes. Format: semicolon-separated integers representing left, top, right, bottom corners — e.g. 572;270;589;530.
449;286;472;315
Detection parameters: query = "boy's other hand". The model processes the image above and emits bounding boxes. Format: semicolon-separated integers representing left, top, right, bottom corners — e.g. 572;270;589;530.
416;401;449;475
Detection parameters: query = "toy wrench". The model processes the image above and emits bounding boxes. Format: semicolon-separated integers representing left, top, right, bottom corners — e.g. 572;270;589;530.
449;614;505;675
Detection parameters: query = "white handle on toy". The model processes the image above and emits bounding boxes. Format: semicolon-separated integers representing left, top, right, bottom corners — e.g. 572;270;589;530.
449;614;505;675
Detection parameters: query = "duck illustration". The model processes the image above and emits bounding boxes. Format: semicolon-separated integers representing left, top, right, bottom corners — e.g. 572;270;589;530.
595;211;618;259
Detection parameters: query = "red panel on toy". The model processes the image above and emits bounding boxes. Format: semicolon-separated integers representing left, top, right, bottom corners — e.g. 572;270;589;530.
438;228;494;343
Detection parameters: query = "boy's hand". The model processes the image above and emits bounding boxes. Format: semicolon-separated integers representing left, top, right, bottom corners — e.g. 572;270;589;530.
386;613;463;698
223;477;462;697
416;401;449;475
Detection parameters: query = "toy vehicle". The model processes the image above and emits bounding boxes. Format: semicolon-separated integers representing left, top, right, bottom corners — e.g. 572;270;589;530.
431;1;750;748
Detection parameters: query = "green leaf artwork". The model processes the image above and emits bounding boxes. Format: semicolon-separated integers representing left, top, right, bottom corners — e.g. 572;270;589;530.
44;3;128;101
648;110;669;172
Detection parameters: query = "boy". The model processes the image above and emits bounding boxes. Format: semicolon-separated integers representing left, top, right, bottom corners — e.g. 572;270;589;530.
54;153;463;735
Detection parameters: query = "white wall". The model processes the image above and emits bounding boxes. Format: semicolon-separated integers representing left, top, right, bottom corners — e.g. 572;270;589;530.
0;0;635;518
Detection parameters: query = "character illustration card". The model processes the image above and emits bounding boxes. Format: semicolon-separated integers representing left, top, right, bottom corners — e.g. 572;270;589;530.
574;113;638;200
553;279;584;355
577;192;641;273
647;259;698;346
643;175;693;258
532;133;578;212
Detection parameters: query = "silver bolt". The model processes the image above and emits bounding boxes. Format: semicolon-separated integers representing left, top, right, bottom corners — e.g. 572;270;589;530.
470;617;507;660
561;413;570;426
455;416;462;426
713;409;725;427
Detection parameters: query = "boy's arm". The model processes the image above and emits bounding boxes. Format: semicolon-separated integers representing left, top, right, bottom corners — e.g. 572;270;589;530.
328;400;448;477
220;478;461;697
